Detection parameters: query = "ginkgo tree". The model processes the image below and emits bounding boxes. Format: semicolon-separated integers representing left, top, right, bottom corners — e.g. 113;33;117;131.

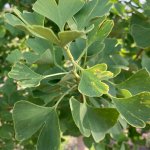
2;0;150;149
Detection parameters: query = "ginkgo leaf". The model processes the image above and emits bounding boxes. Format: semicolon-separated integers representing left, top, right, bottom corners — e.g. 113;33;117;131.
58;30;85;47
117;69;150;95
75;0;112;29
30;26;84;46
69;97;91;137
88;20;114;45
30;25;60;45
8;63;67;88
78;64;113;97
13;101;60;150
24;37;53;65
8;63;44;88
33;0;85;30
70;98;119;142
37;110;60;150
5;9;44;33
112;92;150;128
131;24;150;48
13;8;44;26
5;13;29;33
97;38;128;76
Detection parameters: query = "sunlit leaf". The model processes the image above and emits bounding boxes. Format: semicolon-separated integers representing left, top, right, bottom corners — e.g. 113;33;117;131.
33;0;85;30
78;64;113;97
8;63;44;88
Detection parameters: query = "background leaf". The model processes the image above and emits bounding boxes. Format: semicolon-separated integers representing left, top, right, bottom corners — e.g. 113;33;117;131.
117;69;150;95
75;0;112;29
112;92;150;128
131;24;150;48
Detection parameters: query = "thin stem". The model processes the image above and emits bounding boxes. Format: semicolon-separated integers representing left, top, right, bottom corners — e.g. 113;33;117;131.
64;46;83;70
135;49;144;60
76;47;87;63
64;46;83;79
76;39;89;64
54;85;77;108
44;72;68;79
82;94;87;104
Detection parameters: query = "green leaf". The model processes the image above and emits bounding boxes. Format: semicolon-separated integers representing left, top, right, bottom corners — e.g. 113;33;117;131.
75;0;112;29
131;24;150;48
5;13;29;33
0;26;6;38
13;8;44;26
30;26;84;46
142;53;150;72
96;38;128;76
8;63;44;88
112;92;150;128
33;0;85;30
6;49;22;63
29;25;60;45
13;101;60;150
37;110;60;150
58;30;84;47
70;98;119;142
13;101;52;140
24;49;53;65
87;42;105;57
117;69;150;95
26;37;52;54
87;106;119;142
88;20;114;45
19;11;44;25
5;13;24;27
25;50;53;66
78;64;113;97
0;125;13;139
69;97;91;137
5;10;44;33
70;38;86;60
24;37;53;65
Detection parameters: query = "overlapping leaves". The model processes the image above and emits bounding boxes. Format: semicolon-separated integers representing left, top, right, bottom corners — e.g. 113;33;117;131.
70;98;119;142
74;0;113;29
8;63;67;88
5;8;85;47
13;101;60;150
112;92;150;128
117;69;150;95
33;0;85;30
4;0;150;149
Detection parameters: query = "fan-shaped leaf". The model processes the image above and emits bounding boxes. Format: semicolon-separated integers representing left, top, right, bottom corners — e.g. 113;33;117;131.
33;0;85;30
78;64;113;97
112;92;150;128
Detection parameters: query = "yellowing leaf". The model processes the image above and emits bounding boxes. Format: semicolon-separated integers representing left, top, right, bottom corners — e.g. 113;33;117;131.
78;64;113;97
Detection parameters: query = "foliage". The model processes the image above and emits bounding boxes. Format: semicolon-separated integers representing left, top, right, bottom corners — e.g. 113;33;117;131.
0;0;150;149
